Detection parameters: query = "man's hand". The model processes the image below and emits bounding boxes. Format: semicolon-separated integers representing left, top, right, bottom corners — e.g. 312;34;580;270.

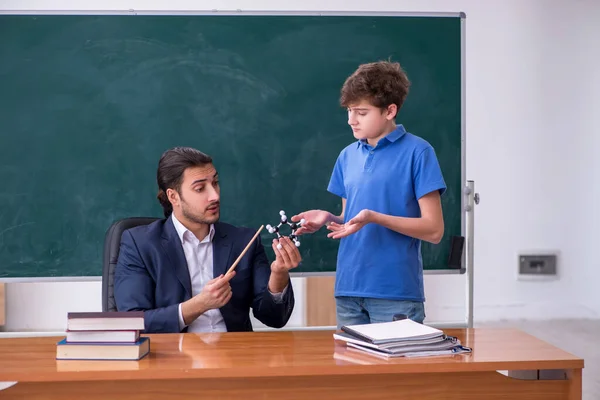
327;209;373;239
181;271;235;325
291;209;333;235
270;237;302;273
268;237;302;293
196;272;236;311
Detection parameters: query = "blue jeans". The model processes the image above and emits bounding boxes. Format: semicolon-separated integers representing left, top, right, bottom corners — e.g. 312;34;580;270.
335;296;425;329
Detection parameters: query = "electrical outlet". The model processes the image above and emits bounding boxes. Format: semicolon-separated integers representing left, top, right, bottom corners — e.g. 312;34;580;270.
519;254;557;276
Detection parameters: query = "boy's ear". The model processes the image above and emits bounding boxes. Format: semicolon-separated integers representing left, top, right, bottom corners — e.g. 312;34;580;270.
385;104;398;120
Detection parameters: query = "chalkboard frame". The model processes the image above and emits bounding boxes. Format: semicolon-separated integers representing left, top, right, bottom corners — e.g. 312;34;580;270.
0;10;468;282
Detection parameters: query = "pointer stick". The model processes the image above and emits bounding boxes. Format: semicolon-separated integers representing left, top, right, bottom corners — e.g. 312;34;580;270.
227;225;264;275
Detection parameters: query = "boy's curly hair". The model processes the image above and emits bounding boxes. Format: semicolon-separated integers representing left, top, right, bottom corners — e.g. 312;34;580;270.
340;61;411;117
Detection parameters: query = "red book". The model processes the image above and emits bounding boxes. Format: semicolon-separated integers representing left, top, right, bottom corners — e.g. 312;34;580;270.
67;311;145;331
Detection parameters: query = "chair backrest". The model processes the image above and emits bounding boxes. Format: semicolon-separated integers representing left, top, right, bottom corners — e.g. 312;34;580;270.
102;217;160;312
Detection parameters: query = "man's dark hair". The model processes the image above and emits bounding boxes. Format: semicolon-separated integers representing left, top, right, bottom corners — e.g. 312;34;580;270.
340;60;411;118
156;147;213;217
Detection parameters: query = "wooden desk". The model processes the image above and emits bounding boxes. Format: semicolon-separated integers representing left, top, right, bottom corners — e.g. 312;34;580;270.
0;328;583;400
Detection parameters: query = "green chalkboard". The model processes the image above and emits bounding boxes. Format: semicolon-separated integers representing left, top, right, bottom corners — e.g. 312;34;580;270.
0;13;464;278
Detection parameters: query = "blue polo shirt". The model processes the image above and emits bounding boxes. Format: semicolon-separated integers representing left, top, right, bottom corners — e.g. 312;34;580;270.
327;124;446;302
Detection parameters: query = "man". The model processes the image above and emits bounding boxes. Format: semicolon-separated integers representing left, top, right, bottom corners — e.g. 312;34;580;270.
114;146;300;333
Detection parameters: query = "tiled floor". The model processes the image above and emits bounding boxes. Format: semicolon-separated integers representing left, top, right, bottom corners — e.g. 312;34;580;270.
477;319;600;400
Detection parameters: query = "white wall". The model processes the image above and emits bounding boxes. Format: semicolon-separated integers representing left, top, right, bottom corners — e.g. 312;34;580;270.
1;0;599;332
1;279;308;332
2;275;466;331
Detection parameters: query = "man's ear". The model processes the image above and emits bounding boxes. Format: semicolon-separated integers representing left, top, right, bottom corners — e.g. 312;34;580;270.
166;188;180;208
386;104;398;120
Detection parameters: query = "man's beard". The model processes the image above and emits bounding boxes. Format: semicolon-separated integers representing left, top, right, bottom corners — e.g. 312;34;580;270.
181;200;219;225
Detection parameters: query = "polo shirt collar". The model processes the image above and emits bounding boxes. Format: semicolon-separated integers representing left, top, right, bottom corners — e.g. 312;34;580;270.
357;124;407;148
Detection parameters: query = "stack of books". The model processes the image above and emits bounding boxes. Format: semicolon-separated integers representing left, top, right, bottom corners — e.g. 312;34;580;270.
333;318;471;359
56;311;150;361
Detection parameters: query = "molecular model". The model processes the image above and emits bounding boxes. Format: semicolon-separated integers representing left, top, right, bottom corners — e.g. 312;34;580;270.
266;210;305;249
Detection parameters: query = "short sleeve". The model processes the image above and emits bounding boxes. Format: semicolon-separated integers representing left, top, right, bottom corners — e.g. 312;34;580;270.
413;146;447;199
327;153;346;198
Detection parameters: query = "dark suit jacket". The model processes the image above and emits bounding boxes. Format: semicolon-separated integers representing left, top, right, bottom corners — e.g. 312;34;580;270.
113;217;295;333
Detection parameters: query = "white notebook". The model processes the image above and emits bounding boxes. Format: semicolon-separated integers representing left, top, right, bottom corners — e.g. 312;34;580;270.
340;319;443;344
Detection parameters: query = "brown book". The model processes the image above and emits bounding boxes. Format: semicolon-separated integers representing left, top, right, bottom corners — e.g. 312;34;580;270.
67;311;145;331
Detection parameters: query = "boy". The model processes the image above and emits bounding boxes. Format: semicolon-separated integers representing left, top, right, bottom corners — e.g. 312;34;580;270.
292;61;446;327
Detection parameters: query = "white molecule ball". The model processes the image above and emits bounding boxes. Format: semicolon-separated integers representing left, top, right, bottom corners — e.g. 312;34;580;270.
300;218;306;225
277;243;283;250
294;240;301;247
279;210;285;216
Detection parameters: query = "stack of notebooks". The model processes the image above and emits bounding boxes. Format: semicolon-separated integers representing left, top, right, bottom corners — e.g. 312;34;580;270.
56;311;150;361
333;318;472;359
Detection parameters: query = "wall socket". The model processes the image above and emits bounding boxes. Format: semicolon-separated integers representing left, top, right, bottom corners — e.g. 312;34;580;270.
519;254;557;276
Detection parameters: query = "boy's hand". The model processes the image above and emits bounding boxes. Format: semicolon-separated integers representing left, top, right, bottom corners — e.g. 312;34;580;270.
291;210;331;235
327;209;373;239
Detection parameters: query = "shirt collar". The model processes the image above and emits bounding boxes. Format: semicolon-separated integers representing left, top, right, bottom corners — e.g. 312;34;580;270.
357;124;407;148
171;213;215;244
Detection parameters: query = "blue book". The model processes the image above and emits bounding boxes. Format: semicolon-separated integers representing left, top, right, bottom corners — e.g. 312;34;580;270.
56;336;150;361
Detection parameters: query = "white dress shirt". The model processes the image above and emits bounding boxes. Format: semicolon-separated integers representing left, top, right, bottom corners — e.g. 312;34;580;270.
172;214;288;333
172;214;226;333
